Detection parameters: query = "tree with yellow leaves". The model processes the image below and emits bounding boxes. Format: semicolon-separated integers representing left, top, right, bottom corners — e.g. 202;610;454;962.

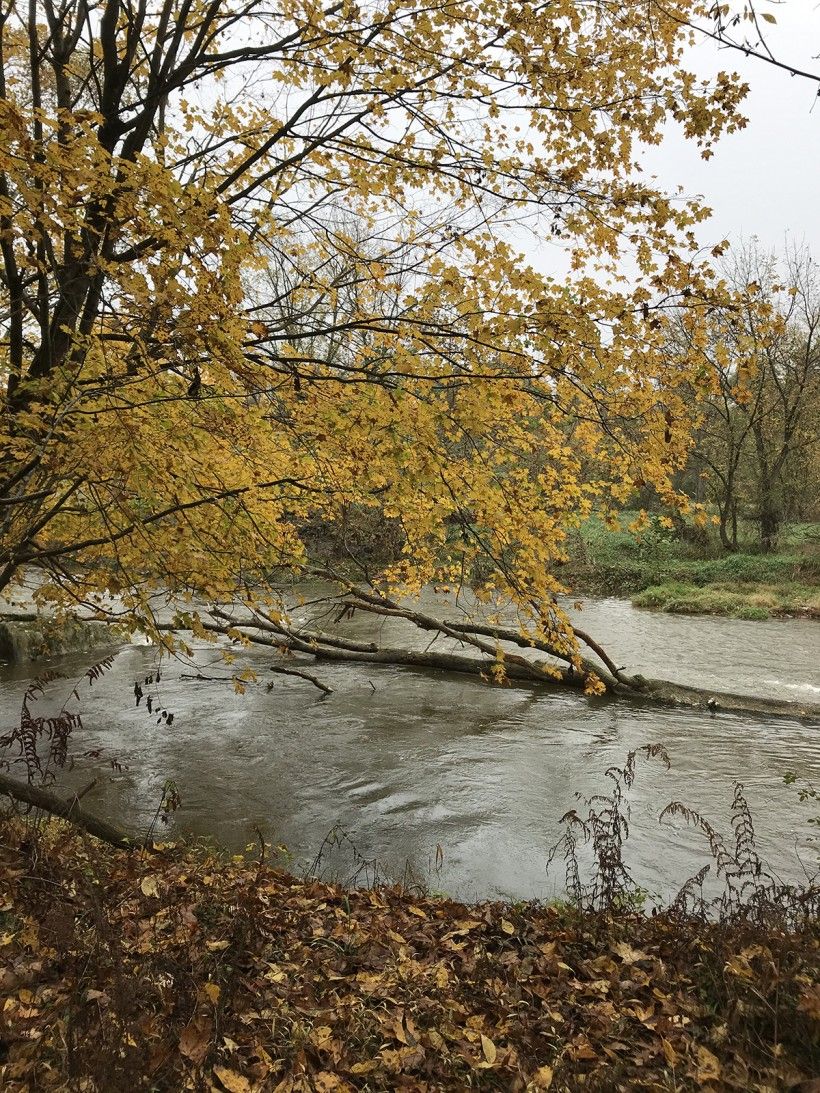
0;0;750;691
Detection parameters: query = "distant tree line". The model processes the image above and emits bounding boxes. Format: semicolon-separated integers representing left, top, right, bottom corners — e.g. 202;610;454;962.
671;242;820;552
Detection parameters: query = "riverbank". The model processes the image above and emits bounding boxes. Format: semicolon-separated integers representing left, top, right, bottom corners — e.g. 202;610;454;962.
631;580;820;620
0;611;128;664
565;517;820;621
0;820;817;1092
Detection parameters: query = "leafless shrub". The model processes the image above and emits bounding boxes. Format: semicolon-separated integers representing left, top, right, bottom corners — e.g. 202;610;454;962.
550;747;818;926
547;743;670;913
0;657;116;785
306;823;386;889
662;782;820;928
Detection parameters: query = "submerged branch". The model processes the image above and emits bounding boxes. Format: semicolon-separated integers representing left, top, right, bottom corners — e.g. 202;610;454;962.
269;664;333;695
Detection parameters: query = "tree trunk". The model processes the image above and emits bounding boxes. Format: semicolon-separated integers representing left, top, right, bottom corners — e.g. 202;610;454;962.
759;497;780;553
718;501;737;552
0;771;151;850
717;463;741;551
753;424;782;553
730;500;738;551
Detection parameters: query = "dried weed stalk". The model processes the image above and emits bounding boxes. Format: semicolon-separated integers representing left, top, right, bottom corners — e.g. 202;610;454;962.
547;743;671;913
0;657;116;785
549;742;819;928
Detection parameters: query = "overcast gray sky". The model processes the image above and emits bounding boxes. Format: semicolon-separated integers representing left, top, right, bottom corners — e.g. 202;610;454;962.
644;1;820;257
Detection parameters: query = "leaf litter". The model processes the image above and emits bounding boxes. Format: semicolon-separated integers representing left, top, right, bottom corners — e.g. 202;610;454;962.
0;821;817;1091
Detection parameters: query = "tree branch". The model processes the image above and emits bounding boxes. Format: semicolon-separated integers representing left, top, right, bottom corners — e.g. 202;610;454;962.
0;770;151;850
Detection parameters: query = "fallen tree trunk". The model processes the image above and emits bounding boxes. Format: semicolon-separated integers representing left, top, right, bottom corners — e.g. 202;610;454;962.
7;589;820;724
271;642;820;721
208;609;593;687
0;771;149;849
614;674;820;721
5;589;816;857
195;610;820;722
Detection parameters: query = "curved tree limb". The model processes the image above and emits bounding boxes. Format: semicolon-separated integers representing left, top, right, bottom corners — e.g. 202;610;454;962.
269;664;333;695
0;771;151;850
337;597;615;682
202;607;609;689
309;568;622;680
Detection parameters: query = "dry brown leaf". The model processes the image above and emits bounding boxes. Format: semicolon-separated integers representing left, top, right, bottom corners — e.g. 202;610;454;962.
140;876;160;898
480;1033;497;1065
695;1045;722;1083
213;1065;251;1093
661;1038;679;1067
530;1065;554;1089
313;1072;350;1092
179;1018;211;1066
309;1025;333;1048
614;941;650;964
725;955;754;980
570;1039;597;1061
634;1004;655;1026
394;1014;407;1044
349;1060;378;1075
427;1029;446;1051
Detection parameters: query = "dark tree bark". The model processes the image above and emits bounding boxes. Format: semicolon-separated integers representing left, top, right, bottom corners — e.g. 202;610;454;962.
0;771;150;849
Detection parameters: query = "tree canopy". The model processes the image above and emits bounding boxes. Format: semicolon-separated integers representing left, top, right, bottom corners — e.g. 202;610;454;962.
0;0;753;681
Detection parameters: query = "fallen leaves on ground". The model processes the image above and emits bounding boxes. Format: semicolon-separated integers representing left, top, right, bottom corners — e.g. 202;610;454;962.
0;821;817;1091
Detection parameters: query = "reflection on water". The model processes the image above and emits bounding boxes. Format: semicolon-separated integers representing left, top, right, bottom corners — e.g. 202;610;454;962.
0;594;818;903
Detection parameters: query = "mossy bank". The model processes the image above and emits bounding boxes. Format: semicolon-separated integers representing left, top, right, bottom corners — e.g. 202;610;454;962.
0;613;126;664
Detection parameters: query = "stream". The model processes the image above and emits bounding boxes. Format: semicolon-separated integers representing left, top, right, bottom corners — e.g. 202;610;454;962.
1;594;818;905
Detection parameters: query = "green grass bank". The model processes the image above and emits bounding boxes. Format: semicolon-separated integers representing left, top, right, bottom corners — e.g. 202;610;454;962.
564;517;820;621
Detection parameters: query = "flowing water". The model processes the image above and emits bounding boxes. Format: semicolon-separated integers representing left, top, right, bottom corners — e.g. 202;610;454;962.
1;593;818;905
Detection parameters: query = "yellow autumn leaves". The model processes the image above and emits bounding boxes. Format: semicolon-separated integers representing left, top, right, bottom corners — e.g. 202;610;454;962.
0;0;762;659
